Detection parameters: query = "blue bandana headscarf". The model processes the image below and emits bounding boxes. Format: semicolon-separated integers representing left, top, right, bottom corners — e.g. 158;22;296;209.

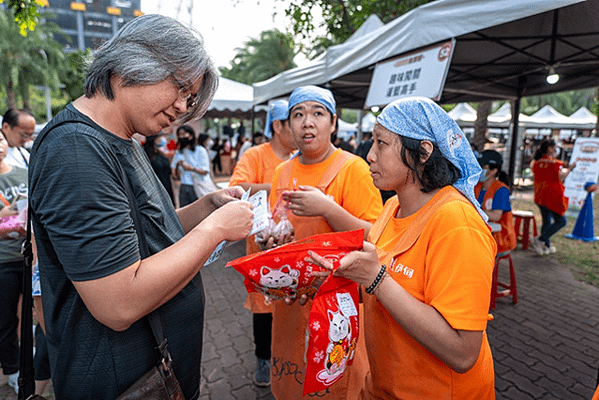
288;85;336;116
377;97;487;222
264;100;289;139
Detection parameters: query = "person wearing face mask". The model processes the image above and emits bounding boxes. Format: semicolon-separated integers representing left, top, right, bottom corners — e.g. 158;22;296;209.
530;138;575;255
172;125;215;207
144;134;175;205
474;150;516;255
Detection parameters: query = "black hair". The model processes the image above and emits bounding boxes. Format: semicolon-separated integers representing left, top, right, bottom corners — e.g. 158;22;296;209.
399;136;461;193
533;138;556;160
2;108;34;128
176;125;196;151
497;170;510;187
143;135;159;161
198;133;210;147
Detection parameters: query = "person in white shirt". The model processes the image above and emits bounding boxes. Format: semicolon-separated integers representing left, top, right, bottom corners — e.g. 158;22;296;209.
1;109;36;168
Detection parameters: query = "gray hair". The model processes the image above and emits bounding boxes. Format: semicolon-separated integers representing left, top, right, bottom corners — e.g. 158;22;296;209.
84;14;218;123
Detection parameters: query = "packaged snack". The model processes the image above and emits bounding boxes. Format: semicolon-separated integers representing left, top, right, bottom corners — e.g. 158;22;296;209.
304;274;360;396
227;229;363;300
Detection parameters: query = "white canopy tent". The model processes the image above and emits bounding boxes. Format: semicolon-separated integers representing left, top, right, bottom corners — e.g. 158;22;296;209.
253;0;585;107
569;106;597;128
206;77;267;120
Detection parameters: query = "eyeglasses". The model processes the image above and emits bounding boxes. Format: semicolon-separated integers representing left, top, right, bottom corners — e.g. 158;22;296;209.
178;88;200;109
173;78;200;110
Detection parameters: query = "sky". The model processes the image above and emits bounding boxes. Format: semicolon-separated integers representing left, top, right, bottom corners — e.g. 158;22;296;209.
140;0;303;69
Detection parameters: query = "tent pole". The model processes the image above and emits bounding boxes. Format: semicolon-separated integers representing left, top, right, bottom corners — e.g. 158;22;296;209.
508;96;521;191
251;106;255;135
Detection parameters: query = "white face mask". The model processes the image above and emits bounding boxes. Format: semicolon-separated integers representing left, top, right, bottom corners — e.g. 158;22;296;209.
156;137;167;148
478;169;488;183
206;139;214;148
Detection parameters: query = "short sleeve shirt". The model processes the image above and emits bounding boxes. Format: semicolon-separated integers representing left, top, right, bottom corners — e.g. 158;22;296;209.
29;104;205;400
477;186;511;211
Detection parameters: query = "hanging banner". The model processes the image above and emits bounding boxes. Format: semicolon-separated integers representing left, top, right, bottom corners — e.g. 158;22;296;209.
365;39;455;109
564;138;599;209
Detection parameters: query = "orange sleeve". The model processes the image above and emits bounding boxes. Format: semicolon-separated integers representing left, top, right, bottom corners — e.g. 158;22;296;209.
328;157;383;224
424;202;496;330
229;146;261;186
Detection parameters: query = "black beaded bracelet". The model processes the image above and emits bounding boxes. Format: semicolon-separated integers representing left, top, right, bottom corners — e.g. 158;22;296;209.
365;264;387;294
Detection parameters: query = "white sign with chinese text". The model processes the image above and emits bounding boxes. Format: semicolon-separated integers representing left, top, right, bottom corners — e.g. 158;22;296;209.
564;138;599;209
365;40;455;108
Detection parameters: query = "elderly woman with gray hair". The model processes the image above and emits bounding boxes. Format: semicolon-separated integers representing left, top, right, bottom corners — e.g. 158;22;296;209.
28;15;253;399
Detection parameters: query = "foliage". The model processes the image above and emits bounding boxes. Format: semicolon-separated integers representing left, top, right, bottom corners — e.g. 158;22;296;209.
0;0;46;35
0;8;65;109
520;89;596;116
58;49;91;102
279;0;434;58
219;29;297;85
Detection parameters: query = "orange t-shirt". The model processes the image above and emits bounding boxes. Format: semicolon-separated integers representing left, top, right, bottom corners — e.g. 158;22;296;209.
268;149;383;400
532;155;568;215
269;149;382;228
364;188;496;400
229;142;286;313
230;142;285;255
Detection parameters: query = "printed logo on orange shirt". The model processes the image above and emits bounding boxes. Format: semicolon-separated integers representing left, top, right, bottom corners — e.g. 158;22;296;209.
390;258;414;279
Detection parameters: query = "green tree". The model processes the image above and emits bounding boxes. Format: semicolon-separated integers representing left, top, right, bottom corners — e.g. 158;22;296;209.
0;0;46;35
59;49;91;102
280;0;434;58
0;8;65;110
219;29;297;85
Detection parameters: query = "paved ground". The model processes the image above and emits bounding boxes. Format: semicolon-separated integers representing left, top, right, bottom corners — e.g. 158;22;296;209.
2;238;598;399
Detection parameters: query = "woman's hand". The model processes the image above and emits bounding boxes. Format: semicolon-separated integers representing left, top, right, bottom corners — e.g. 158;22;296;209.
256;231;295;250
281;185;334;217
307;241;381;287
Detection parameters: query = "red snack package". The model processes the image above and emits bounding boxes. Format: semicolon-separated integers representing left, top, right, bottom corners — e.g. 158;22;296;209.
303;274;360;396
226;229;363;300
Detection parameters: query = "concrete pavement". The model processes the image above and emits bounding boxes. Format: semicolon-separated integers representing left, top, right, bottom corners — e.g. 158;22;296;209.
2;238;598;399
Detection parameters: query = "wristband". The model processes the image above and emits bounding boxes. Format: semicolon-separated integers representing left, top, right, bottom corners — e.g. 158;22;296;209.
365;264;387;294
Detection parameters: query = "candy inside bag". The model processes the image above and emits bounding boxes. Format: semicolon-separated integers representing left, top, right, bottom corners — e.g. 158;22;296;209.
254;191;295;245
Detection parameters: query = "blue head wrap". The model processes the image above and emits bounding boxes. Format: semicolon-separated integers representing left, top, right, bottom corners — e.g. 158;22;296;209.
264;100;289;139
288;85;336;116
377;97;487;222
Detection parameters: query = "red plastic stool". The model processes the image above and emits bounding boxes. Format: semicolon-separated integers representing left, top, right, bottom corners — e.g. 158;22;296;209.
490;252;517;310
512;210;538;250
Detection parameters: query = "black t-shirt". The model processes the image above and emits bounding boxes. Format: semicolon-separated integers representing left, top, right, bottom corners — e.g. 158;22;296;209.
29;104;204;400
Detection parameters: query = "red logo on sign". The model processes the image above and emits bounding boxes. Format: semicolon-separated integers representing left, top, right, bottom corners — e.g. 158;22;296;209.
438;43;452;61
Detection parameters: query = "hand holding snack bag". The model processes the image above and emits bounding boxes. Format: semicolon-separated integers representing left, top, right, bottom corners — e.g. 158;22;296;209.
227;229;363;396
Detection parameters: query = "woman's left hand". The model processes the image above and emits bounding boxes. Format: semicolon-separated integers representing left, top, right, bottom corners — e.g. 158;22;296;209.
307;241;381;287
210;186;245;208
282;185;334;217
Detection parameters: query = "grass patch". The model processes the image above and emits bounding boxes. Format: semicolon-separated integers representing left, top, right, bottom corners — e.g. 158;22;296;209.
511;188;599;287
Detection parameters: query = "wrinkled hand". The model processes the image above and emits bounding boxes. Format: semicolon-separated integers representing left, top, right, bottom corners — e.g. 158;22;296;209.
281;185;333;217
307;241;381;287
210;186;245;208
207;200;253;242
257;230;295;251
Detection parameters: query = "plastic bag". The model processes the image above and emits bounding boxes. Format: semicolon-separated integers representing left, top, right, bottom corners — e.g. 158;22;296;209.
254;190;295;246
228;229;364;301
304;274;360;396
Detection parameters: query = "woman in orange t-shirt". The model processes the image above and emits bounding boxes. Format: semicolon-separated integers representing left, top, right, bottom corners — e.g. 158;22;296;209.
309;97;496;399
530;139;575;255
